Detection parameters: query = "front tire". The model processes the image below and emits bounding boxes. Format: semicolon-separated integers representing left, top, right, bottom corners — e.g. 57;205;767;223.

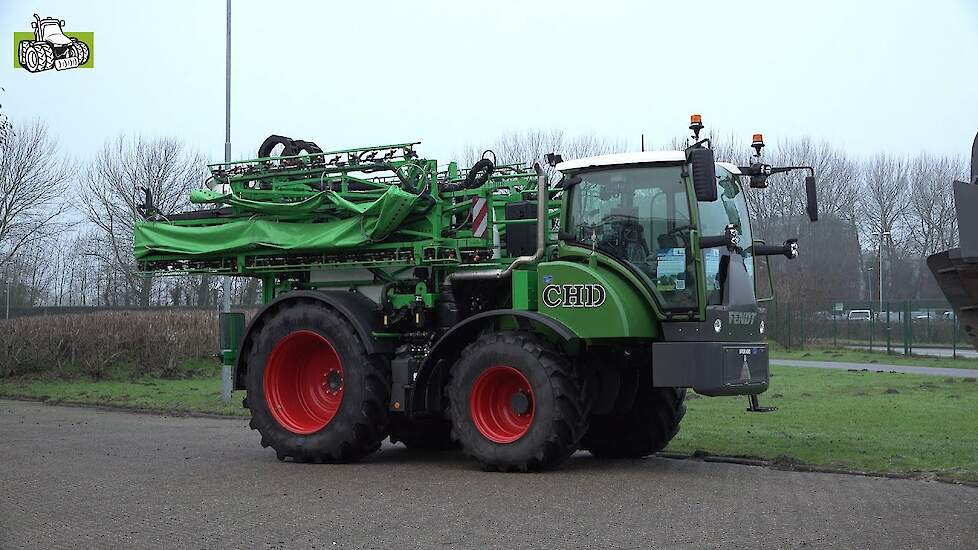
583;385;687;459
244;299;390;462
32;43;54;72
69;39;90;65
447;332;589;472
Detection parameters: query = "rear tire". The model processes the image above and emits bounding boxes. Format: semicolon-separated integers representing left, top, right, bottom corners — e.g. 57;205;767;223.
17;41;30;68
244;299;390;462
582;384;686;459
447;332;589;472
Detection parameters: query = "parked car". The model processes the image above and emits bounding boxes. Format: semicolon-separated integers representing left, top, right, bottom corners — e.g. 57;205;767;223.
847;309;872;321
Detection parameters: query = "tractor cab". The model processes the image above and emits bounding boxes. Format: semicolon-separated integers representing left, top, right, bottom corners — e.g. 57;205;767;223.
558;152;702;312
556;117;816;320
32;15;72;46
552;116;817;405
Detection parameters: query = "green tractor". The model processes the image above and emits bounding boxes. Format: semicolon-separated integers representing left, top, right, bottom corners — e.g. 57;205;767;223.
18;14;90;73
134;116;819;471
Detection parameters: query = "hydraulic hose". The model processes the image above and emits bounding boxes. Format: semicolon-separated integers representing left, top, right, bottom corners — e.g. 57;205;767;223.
440;158;495;193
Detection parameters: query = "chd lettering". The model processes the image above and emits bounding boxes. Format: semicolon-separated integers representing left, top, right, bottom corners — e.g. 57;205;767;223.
541;284;606;308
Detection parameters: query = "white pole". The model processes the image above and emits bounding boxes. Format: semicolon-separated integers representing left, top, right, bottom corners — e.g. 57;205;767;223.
873;230;891;319
220;0;233;404
878;237;883;315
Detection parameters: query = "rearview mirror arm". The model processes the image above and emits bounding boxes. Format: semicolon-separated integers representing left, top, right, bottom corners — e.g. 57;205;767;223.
736;164;814;177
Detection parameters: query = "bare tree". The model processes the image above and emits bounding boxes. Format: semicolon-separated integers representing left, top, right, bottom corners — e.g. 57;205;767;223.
0;87;12;149
0;121;72;271
905;153;963;257
461;129;627;168
903;153;966;297
80;135;205;306
858;153;908;241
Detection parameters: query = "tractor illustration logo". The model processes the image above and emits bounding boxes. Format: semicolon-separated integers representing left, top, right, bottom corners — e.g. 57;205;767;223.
15;14;92;72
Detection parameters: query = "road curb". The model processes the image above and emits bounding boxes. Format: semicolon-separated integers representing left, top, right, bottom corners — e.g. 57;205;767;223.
656;451;978;489
0;395;247;421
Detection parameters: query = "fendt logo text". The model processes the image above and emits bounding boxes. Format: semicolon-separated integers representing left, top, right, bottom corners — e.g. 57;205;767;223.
541;284;606;309
728;311;757;325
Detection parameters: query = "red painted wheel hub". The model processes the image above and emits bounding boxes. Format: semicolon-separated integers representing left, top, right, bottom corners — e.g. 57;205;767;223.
264;330;344;434
469;365;535;443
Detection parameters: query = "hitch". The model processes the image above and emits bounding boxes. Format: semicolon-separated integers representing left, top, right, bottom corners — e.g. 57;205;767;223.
746;394;777;413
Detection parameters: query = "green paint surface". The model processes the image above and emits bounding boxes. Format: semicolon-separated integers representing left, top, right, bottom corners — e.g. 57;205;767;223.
511;269;536;310
13;31;94;68
536;260;656;338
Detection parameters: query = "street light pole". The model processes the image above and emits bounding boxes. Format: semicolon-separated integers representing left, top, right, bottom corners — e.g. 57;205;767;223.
4;268;9;321
220;0;233;404
872;230;891;316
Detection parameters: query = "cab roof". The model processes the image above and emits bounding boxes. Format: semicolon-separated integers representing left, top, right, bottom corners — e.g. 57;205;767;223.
555;151;686;172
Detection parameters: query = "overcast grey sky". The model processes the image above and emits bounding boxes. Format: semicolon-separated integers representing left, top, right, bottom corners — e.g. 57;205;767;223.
2;0;977;166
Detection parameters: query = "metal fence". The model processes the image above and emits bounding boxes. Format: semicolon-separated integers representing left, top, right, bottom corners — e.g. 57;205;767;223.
4;301;972;358
766;299;972;357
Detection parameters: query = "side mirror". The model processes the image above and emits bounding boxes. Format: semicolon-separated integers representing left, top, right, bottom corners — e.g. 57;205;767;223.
805;175;818;221
688;147;717;202
753;240;775;302
559;175;582;189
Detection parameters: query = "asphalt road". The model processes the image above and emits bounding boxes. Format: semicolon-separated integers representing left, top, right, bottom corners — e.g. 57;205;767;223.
771;359;978;378
2;400;976;549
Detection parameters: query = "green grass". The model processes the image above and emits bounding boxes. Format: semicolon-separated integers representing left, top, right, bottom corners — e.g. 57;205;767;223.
0;360;246;417
668;365;978;481
770;344;978;370
1;363;976;481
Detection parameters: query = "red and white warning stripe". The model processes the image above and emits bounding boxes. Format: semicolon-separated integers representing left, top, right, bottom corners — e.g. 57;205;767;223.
471;197;489;238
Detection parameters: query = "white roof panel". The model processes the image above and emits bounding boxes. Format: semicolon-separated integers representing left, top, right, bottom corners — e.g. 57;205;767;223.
555;150;687;172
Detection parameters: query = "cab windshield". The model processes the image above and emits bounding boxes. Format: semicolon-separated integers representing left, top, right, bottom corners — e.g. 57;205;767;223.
698;166;755;305
39;22;63;40
565;165;697;310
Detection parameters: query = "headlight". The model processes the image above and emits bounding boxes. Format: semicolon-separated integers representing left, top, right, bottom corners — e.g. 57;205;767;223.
714;319;722;333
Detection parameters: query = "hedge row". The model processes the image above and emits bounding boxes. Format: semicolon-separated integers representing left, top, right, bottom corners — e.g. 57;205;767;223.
0;310;221;379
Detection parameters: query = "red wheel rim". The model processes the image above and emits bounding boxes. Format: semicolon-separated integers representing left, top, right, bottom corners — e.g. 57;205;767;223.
263;330;344;434
469;365;535;443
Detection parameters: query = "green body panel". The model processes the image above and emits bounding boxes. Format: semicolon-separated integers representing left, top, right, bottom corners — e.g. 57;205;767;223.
534;260;657;339
512;269;537;310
